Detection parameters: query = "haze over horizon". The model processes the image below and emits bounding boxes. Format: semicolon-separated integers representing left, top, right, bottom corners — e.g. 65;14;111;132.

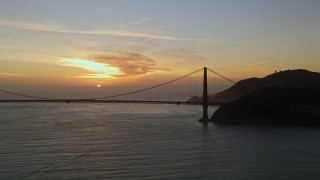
1;0;320;93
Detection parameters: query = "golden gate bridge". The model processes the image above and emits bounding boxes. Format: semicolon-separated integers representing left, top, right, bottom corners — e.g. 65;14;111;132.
0;67;236;122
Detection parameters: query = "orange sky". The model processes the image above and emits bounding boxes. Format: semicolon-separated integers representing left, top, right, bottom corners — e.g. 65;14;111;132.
1;1;320;90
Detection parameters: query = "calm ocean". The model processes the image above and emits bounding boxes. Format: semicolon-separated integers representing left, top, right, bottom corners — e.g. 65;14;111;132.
1;103;320;179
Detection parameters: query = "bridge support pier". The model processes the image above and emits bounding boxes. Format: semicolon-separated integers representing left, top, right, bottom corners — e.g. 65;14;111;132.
199;67;210;122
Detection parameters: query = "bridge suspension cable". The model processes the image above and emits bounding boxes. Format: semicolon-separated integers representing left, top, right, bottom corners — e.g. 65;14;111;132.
207;68;237;84
91;68;203;100
0;89;55;100
0;67;237;103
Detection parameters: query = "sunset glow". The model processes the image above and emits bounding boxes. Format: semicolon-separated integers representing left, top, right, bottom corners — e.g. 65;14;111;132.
1;2;320;179
61;58;122;79
0;0;320;88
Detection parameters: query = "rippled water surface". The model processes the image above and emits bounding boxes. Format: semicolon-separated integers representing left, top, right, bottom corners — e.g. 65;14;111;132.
1;103;320;179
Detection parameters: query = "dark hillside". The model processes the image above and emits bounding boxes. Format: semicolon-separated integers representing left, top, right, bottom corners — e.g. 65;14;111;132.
211;87;320;125
208;69;320;103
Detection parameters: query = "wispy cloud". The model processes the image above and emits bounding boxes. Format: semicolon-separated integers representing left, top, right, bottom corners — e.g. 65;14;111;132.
0;17;64;32
128;17;152;26
248;57;274;66
0;17;223;42
0;72;34;77
0;72;19;77
211;57;276;79
91;53;168;77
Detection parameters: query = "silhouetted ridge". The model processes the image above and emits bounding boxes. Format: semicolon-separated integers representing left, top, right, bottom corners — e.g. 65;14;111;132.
208;69;320;103
211;87;320;125
226;87;320;105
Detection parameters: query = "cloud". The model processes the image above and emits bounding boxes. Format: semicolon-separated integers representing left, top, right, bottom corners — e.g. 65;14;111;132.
91;53;168;77
0;72;34;78
60;58;123;78
59;53;167;78
0;17;156;38
211;57;276;79
0;17;65;32
0;72;19;77
66;74;116;79
128;17;152;25
0;17;223;42
248;57;274;66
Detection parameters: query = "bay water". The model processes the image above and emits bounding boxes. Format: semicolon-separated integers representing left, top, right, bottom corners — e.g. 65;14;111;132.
1;103;320;179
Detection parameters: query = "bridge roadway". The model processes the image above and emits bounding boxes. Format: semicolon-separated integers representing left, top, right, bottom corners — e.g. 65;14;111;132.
0;99;224;106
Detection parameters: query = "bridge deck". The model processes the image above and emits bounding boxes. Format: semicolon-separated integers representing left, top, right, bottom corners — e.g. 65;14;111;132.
0;100;224;106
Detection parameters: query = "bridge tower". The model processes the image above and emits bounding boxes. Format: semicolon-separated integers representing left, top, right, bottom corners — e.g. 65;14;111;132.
199;67;210;122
